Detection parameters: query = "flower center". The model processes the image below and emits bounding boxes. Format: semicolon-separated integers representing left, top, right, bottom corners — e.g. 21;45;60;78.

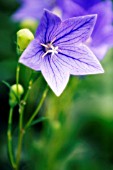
41;41;58;58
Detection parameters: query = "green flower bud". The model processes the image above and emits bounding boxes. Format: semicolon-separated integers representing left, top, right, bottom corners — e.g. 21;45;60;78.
17;28;34;54
51;121;61;131
20;19;38;33
9;84;24;107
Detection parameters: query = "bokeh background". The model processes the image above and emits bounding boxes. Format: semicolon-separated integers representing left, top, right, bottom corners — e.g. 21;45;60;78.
1;0;113;170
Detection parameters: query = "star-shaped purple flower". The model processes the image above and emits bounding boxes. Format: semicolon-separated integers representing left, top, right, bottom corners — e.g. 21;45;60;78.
19;10;104;96
59;0;113;60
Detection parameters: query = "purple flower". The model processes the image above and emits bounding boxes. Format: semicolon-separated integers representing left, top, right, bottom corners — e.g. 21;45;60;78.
60;0;113;60
12;0;59;21
19;10;104;96
72;0;101;10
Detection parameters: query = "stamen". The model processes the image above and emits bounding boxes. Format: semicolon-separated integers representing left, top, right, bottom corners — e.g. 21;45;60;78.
42;51;49;58
40;43;48;48
50;37;56;44
40;41;58;58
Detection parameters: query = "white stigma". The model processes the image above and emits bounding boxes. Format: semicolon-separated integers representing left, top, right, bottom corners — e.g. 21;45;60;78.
41;41;58;58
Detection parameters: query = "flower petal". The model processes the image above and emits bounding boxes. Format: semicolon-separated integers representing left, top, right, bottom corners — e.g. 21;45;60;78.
12;0;56;21
57;0;86;19
72;0;101;9
53;14;97;46
90;27;113;60
19;39;43;71
35;10;61;43
92;25;113;46
57;44;104;75
91;45;109;61
89;1;113;28
101;28;113;45
41;55;70;96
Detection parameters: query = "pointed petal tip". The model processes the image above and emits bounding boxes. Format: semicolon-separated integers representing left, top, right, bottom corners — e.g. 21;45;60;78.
96;62;105;74
80;13;97;19
46;84;64;97
43;8;61;20
41;9;52;19
54;91;62;97
91;14;98;22
87;62;105;75
52;87;66;97
85;13;98;23
91;14;98;18
18;57;23;64
82;13;98;23
43;9;57;16
43;8;50;13
18;57;27;67
99;67;104;74
49;83;66;97
88;66;104;75
19;56;26;65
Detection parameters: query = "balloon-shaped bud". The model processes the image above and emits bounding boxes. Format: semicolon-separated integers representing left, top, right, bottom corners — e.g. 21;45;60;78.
17;28;34;54
20;19;38;33
9;84;24;107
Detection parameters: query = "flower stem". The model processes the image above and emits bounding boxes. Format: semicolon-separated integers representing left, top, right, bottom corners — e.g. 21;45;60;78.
25;86;49;130
15;76;34;170
15;128;24;170
16;64;20;98
7;107;16;169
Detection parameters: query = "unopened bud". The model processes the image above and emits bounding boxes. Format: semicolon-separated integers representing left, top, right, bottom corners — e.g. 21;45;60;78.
20;19;38;33
51;121;61;131
9;84;24;107
17;28;34;54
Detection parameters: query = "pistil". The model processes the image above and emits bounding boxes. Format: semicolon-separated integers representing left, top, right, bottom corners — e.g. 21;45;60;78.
41;42;58;58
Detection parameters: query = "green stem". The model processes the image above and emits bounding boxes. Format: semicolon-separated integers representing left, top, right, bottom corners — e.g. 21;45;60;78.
7;107;16;169
15;73;35;170
15;128;24;170
25;86;49;130
16;64;20;98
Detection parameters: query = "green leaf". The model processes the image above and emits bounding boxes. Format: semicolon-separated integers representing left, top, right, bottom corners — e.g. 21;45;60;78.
30;117;49;127
2;80;11;89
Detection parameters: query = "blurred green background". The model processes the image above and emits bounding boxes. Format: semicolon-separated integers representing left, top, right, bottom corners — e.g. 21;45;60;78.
1;0;113;170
